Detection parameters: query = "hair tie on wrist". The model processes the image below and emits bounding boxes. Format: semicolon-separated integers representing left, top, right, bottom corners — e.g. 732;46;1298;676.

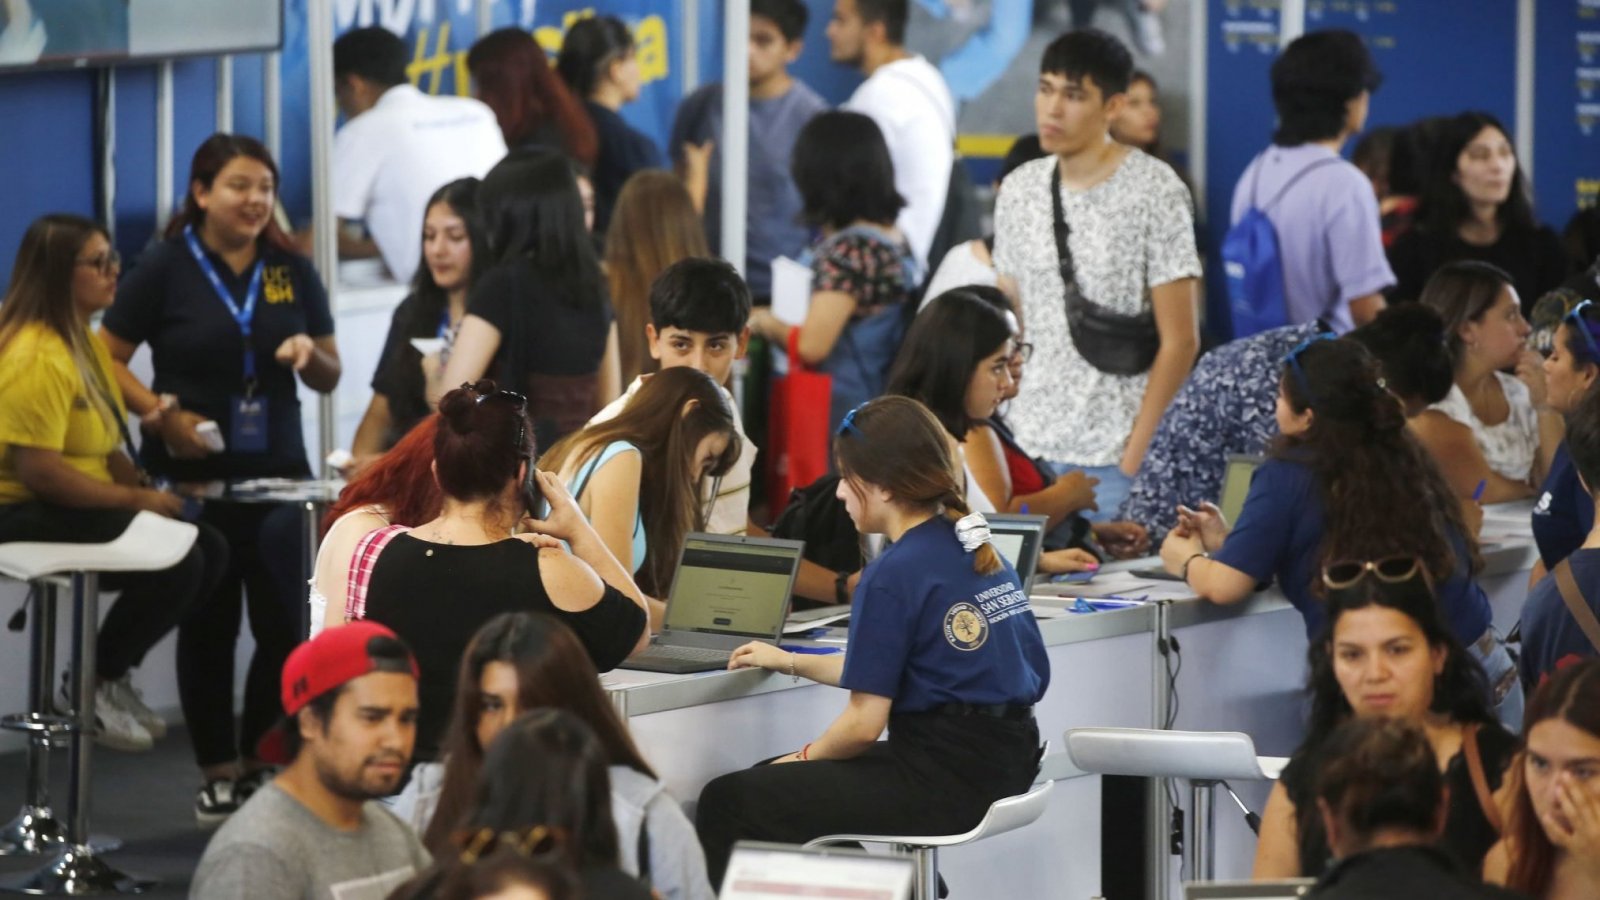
954;512;991;553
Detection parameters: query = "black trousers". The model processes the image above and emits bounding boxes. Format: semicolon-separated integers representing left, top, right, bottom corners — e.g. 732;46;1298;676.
695;712;1042;889
178;501;301;768
0;501;227;682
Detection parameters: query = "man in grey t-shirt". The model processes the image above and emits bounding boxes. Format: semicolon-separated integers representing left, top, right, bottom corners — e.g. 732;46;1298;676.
191;621;428;900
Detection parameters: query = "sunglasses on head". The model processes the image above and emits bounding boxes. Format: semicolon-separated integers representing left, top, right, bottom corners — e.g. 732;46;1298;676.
469;385;530;456
1283;332;1337;408
1564;299;1600;363
1322;555;1423;590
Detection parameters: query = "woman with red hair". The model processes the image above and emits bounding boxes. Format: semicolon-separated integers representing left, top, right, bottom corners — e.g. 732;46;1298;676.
467;28;597;167
311;414;444;636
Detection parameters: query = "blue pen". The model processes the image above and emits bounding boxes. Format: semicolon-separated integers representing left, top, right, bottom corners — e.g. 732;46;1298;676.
1020;503;1030;515
1472;479;1487;503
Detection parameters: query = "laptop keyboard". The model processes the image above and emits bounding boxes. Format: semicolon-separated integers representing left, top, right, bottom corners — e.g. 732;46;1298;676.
637;645;732;663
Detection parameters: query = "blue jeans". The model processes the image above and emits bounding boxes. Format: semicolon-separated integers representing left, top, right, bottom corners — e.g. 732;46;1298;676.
1048;462;1132;525
1469;626;1524;733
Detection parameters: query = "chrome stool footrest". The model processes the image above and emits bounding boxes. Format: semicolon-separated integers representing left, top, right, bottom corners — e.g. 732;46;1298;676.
0;713;77;738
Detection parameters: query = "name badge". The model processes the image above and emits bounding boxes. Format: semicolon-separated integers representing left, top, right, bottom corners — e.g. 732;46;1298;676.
230;395;270;454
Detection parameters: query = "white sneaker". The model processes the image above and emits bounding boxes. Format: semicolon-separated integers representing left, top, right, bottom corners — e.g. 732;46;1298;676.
91;682;154;752
108;674;167;739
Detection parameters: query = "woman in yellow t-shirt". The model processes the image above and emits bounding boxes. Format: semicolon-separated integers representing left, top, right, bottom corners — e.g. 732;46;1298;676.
0;213;227;753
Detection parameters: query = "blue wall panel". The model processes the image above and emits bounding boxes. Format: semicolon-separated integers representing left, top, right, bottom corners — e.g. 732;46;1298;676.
1533;0;1600;244
0;71;97;292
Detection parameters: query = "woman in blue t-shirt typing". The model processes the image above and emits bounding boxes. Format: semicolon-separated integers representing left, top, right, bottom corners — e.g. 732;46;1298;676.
694;396;1050;888
1159;336;1522;729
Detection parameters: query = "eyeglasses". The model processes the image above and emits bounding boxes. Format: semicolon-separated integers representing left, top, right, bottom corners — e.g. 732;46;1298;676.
1010;341;1034;365
76;251;121;277
837;404;865;438
1283;332;1337;408
1564;300;1600;363
1322;555;1423;590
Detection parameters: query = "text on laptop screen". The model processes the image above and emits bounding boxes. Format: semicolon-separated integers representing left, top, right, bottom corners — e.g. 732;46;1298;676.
1219;458;1262;525
666;539;797;638
990;532;1026;571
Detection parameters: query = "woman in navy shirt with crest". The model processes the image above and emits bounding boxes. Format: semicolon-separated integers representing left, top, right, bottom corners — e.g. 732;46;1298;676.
100;133;341;827
694;396;1049;888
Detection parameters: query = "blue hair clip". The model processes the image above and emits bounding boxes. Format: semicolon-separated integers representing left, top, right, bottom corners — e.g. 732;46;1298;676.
1283;332;1337;407
837;404;866;438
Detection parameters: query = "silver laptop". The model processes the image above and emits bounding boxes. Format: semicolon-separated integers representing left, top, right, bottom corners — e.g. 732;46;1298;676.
1184;879;1314;899
619;534;804;674
985;513;1048;593
720;841;915;900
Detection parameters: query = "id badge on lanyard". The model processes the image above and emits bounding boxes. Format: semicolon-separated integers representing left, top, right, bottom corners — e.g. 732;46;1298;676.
184;226;270;454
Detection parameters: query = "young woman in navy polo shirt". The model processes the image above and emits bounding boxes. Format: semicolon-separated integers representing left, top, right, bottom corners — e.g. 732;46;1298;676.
100;134;342;826
694;396;1050;888
1159;337;1522;728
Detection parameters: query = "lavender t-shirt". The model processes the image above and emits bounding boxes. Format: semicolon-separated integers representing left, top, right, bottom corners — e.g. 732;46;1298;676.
1229;144;1395;333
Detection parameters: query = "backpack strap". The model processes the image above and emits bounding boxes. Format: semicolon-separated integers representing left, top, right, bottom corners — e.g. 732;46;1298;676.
1553;559;1600;654
1461;722;1503;836
1259;156;1342;212
345;524;410;622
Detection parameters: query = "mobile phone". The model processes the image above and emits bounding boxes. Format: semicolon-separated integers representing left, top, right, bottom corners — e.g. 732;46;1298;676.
520;460;545;519
195;420;225;452
1052;570;1097;585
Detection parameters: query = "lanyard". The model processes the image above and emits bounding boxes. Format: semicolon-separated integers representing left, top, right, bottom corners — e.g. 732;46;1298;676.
183;226;264;384
437;310;451;340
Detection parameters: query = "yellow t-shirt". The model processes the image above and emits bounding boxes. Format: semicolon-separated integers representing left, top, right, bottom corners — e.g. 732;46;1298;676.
0;322;127;504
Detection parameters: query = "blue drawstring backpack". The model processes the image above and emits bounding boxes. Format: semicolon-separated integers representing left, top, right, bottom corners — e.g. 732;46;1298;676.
1222;154;1340;338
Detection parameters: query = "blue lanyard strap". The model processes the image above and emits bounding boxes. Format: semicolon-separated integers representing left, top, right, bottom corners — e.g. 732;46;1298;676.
437;310;451;340
183;226;265;384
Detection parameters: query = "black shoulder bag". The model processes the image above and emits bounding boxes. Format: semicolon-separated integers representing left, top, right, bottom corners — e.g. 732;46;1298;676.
1050;162;1160;376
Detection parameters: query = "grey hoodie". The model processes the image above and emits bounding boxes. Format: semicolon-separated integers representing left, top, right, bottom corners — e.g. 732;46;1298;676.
609;765;716;900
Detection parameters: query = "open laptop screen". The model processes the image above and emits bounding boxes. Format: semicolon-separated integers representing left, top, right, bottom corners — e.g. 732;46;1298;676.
720;842;914;900
664;538;799;639
1218;456;1264;525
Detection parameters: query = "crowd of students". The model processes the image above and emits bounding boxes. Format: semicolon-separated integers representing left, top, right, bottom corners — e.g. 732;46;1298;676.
4;0;1600;897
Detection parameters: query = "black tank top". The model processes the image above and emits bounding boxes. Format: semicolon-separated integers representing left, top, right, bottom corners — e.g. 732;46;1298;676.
363;533;645;759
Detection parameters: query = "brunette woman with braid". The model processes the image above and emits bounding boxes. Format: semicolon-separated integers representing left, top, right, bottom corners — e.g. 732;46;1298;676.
1159;337;1522;727
693;396;1049;889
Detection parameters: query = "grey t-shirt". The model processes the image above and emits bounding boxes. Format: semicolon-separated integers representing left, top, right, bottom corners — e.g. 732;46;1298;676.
669;80;829;296
190;782;431;900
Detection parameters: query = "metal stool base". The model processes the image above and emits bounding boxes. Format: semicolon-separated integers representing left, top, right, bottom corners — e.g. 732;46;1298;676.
0;808;66;857
0;844;153;895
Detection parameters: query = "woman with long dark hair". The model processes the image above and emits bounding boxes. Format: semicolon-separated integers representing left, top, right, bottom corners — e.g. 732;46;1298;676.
438;148;621;450
394;708;652;900
695;396;1048;888
0;213;226;754
1253;568;1513;878
100;133;341;825
1484;660;1600;898
467;28;597;166
1388;111;1568;310
1529;301;1600;575
1159;337;1521;726
557;15;662;236
351;178;487;468
425;613;713;899
539;366;740;623
1412;260;1556;503
748;111;919;434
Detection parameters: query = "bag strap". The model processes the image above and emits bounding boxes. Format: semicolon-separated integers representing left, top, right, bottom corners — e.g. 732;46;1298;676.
83;354;151;486
1553;559;1600;654
1461;722;1503;835
636;809;653;888
1259;156;1341;213
345;524;410;622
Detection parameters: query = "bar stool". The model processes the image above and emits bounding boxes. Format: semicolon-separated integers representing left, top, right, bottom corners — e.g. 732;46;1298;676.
1064;727;1286;883
802;744;1056;900
0;511;198;895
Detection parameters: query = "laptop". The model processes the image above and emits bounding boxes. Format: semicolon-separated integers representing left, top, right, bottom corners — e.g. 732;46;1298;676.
619;534;804;674
1183;879;1314;899
719;841;915;900
985;513;1048;593
1134;454;1265;581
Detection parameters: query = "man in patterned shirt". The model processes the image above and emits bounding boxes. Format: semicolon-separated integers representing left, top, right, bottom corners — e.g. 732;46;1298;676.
992;27;1201;521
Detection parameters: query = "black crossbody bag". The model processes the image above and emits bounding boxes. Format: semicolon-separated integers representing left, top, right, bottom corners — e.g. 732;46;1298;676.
1050;163;1159;376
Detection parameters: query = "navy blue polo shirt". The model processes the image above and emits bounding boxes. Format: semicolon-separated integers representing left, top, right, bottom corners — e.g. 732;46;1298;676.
1210;458;1492;644
1533;442;1595;570
840;516;1050;713
103;235;333;481
1519;547;1600;689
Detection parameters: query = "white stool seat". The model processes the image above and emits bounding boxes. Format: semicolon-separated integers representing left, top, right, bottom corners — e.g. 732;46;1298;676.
1065;727;1277;782
0;512;197;581
803;779;1055;850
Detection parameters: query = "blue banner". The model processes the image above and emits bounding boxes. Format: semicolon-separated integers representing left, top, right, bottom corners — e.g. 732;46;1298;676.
1533;0;1600;242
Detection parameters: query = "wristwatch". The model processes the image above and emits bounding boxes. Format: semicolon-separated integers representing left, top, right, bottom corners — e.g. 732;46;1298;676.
140;393;180;431
834;570;851;605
